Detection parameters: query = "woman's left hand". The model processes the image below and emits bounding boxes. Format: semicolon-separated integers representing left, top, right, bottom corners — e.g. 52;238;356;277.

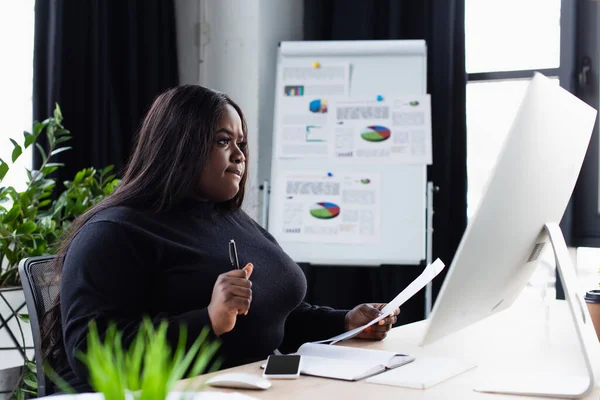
344;303;400;340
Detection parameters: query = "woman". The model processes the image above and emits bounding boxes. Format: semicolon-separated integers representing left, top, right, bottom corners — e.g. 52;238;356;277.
41;85;400;393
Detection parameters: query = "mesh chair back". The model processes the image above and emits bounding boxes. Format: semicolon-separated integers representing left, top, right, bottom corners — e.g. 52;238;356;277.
18;256;59;398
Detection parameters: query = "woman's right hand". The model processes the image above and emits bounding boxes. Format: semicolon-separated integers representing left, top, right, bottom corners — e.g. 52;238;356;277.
207;263;253;336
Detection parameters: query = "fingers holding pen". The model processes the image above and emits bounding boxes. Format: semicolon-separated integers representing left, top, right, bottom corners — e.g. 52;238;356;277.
226;263;253;315
208;263;254;335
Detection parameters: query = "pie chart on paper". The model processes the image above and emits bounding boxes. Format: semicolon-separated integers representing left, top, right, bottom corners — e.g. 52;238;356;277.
310;202;341;219
361;125;391;142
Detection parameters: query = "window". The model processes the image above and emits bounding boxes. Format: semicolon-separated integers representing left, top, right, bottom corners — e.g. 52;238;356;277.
465;0;564;218
0;0;35;371
464;0;600;293
466;0;561;74
0;0;35;193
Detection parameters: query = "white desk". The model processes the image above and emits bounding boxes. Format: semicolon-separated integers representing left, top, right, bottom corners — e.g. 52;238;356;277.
176;291;600;399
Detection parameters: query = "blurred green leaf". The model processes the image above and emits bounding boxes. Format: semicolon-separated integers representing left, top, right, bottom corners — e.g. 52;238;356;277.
101;165;114;177
10;139;23;163
23;131;36;148
27;361;36;374
32;121;44;136
19;192;30;208
73;170;86;185
55;135;72;144
38;199;51;208
0;186;17;200
24;378;37;389
42;162;64;177
35;143;47;164
0;159;8;182
43;163;64;169
54;102;63;121
16;221;36;235
3;204;21;223
50;146;71;157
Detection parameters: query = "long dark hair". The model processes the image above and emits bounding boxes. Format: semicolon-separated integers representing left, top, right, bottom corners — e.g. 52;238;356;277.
41;85;249;369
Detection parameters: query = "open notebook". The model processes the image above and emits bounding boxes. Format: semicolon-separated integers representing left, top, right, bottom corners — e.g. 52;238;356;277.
293;343;415;381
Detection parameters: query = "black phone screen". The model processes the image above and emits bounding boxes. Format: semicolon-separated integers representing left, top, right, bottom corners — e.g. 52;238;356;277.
264;355;301;375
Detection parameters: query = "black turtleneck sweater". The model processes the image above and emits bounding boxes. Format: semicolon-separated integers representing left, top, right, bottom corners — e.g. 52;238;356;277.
58;200;348;393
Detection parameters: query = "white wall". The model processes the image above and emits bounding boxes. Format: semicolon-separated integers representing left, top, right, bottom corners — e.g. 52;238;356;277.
256;0;304;222
174;0;200;85
197;0;261;217
174;0;303;221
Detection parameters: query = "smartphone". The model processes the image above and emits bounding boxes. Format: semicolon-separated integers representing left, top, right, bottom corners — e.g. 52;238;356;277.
262;354;302;379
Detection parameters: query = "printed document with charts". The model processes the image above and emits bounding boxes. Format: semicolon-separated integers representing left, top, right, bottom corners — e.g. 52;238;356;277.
289;259;445;381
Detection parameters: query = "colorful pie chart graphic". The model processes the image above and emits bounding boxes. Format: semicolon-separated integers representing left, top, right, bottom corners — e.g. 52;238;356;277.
309;202;340;219
309;99;328;113
361;125;391;142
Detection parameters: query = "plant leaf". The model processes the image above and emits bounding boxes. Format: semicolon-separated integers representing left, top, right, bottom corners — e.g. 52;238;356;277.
54;135;72;144
10;139;23;163
0;159;8;182
3;203;21;223
73;170;86;185
27;361;37;374
44;162;65;168
41;166;59;176
24;131;36;148
18;313;30;323
35;143;48;163
44;362;77;395
19;191;30;208
38;179;55;190
23;377;37;389
38;199;52;208
33;121;44;136
54;103;63;122
101;165;114;177
16;221;36;235
50;146;72;157
42;162;64;176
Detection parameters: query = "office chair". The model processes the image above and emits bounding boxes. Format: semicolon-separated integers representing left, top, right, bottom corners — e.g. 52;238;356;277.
18;255;59;398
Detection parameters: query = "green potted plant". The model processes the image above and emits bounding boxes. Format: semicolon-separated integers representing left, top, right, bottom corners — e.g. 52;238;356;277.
0;104;119;399
47;319;222;400
584;268;600;341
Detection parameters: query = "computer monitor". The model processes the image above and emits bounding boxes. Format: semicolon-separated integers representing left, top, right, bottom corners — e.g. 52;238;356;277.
421;73;600;397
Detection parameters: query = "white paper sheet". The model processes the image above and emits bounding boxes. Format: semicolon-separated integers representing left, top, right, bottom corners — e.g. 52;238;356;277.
275;63;350;158
277;171;381;244
332;95;432;164
314;259;445;344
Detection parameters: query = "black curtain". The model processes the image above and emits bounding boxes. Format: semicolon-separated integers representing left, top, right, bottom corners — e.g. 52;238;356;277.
33;0;179;180
303;0;467;325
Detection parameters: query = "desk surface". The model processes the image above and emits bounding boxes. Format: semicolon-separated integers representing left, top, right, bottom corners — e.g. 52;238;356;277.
175;292;600;399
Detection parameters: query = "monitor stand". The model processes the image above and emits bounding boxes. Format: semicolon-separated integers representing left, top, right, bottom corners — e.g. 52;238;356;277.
474;222;600;398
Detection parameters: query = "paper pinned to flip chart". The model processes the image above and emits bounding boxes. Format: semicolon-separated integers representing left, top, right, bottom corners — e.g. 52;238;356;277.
277;171;381;244
275;62;350;159
313;258;445;345
332;95;433;164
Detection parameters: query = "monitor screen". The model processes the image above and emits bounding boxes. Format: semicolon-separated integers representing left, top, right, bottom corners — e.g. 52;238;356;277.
422;73;597;346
